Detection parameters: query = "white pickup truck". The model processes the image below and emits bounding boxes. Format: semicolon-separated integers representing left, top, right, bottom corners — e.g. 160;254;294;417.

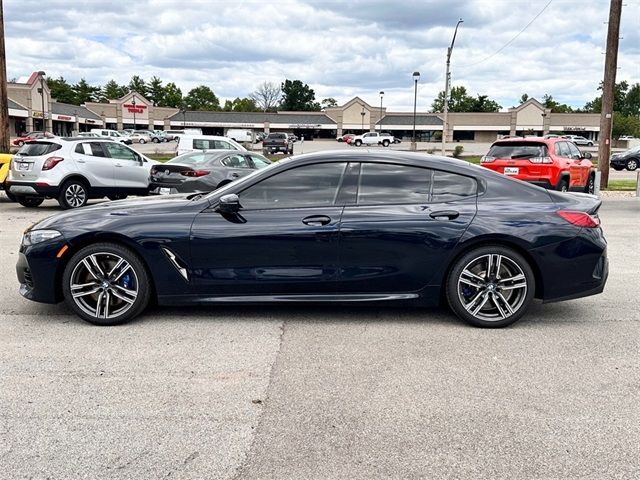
351;132;396;147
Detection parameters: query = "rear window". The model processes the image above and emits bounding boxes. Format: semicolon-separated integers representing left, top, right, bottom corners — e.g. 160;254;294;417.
267;133;286;139
487;142;548;159
167;152;210;165
16;142;61;157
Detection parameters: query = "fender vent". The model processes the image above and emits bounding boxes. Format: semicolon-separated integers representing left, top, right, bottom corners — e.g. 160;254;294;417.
161;247;189;281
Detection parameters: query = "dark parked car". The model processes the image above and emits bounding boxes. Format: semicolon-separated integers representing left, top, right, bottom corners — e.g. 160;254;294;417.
150;150;271;194
262;132;293;154
16;151;607;328
610;145;640;171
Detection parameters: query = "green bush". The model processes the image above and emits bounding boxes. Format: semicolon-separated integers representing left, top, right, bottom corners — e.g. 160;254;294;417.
453;145;464;158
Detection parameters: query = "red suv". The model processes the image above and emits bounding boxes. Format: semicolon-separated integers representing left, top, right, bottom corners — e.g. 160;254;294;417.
481;137;595;193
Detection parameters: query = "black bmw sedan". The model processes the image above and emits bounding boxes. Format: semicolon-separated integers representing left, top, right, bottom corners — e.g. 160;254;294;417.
16;151;608;328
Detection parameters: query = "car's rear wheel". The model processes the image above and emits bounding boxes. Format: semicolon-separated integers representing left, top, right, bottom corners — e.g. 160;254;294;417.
355;140;362;146
17;196;44;208
382;139;390;147
446;246;535;328
58;180;89;209
584;173;596;194
626;159;638;171
139;139;146;144
557;178;569;192
62;243;151;326
152;137;159;143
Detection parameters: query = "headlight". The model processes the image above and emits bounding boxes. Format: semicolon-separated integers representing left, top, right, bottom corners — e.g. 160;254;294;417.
22;230;62;246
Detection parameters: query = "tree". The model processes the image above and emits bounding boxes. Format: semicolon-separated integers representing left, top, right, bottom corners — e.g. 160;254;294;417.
622;83;640;117
72;78;100;104
612;111;640;138
147;76;164;106
321;97;338;109
101;79;127;101
542;94;573;113
583;80;629;113
127;75;147;96
162;82;183;108
431;86;501;112
250;81;281;111
223;97;257;112
519;93;529;104
184;85;220;111
47;76;76;104
280;79;320;111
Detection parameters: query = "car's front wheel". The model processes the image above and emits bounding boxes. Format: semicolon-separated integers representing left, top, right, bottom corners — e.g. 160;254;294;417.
62;243;151;326
152;138;159;143
626;158;638;171
446;246;535;328
584;173;596;194
139;139;146;144
382;139;390;147
355;140;362;146
58;180;89;209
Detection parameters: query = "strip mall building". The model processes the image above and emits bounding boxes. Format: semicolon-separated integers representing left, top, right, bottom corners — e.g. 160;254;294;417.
7;72;601;142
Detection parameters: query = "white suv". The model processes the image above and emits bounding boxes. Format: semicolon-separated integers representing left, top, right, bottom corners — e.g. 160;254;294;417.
8;138;157;209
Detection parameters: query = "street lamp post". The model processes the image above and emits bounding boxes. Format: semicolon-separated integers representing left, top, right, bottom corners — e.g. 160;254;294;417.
411;71;420;151
37;71;46;132
441;18;463;155
360;107;365;132
379;91;384;132
180;106;186;128
131;96;136;130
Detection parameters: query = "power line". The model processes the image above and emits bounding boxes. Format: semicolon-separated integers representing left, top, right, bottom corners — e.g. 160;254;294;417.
458;0;553;69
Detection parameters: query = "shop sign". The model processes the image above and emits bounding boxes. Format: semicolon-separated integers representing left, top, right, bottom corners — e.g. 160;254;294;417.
123;103;147;114
564;127;586;131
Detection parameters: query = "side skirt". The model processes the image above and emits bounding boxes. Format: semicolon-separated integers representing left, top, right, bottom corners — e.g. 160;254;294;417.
158;292;421;306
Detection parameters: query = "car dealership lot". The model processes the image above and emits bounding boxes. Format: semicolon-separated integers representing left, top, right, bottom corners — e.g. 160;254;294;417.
0;195;638;479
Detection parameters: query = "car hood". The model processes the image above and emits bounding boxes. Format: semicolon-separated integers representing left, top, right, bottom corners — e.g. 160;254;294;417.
31;194;200;232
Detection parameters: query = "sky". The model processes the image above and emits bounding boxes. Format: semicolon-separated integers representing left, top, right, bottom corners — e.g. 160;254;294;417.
4;0;639;112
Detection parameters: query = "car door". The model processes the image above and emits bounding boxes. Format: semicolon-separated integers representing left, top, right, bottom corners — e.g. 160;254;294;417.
189;161;350;295
71;142;115;188
337;162;477;293
220;153;254;182
103;142;150;192
566;141;589;187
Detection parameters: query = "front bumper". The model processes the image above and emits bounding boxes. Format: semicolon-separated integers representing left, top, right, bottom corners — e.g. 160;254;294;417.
16;237;67;304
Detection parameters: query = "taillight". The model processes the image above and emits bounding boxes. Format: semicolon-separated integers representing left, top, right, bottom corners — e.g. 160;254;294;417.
480;155;495;163
42;156;64;170
528;156;552;164
557;210;600;228
181;170;210;177
283;139;289;146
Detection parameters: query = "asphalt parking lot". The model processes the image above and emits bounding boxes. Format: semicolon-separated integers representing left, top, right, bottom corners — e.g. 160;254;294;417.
0;195;639;479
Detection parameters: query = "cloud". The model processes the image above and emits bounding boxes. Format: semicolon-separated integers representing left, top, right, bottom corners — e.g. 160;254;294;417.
4;0;639;111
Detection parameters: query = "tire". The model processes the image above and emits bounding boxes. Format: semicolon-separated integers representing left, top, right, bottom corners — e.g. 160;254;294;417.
446;246;535;328
557;178;569;192
62;242;151;326
626;158;638;171
17;196;44;208
152;138;159;143
355;140;362;147
584;174;596;194
107;195;128;201
3;183;16;202
382;140;390;147
139;139;146;144
58;179;89;209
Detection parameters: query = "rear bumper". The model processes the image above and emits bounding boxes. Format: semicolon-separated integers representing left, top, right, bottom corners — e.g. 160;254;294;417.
7;181;59;197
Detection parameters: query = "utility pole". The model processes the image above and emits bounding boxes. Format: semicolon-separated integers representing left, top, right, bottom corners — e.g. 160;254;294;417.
598;0;623;189
0;0;10;152
441;19;463;156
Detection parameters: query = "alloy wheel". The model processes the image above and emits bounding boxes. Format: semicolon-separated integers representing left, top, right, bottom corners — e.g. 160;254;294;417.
69;252;139;320
628;159;638;171
457;253;528;322
65;184;87;208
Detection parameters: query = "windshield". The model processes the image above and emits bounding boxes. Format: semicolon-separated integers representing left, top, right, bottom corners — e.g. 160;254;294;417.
487;142;548;159
16;142;62;156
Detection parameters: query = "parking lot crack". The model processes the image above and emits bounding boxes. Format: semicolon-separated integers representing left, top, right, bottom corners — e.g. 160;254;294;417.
230;318;287;480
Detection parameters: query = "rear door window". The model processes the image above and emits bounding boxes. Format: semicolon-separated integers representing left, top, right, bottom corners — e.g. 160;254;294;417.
357;163;432;205
104;143;139;162
17;142;61;156
221;154;252;168
432;171;477;202
556;142;571;158
566;142;582;159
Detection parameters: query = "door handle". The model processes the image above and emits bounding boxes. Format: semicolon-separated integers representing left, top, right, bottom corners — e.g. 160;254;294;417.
429;210;460;220
77;160;86;163
302;215;331;226
230;173;239;178
115;163;123;167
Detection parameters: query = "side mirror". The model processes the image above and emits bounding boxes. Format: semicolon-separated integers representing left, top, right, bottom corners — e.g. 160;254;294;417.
217;193;240;214
583;152;592;160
